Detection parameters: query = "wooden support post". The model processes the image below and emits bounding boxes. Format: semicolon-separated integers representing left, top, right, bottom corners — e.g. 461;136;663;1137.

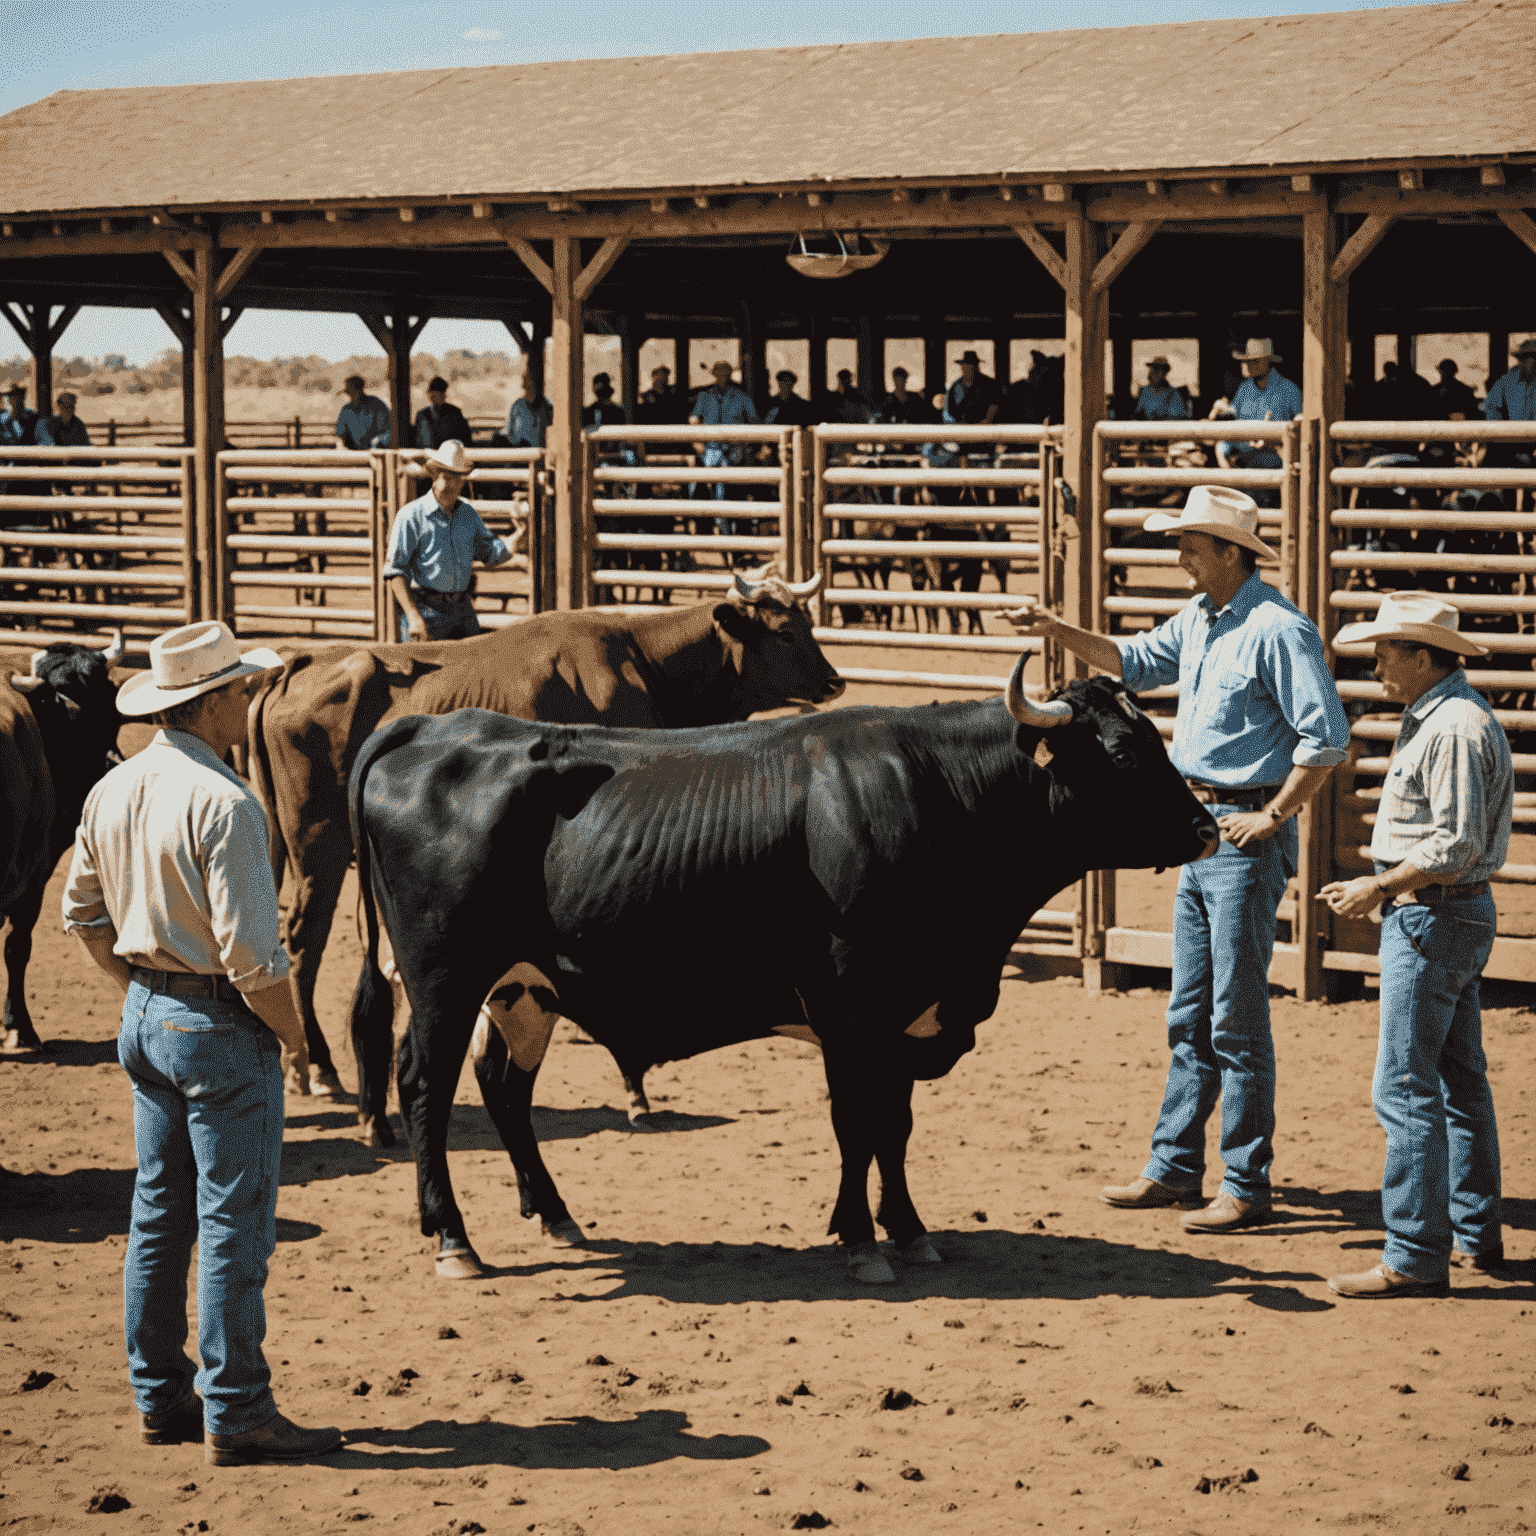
618;313;641;418
1109;312;1133;418
673;334;691;398
857;315;879;403
154;303;195;447
1061;214;1106;643
549;238;584;610
922;321;944;404
0;302;80;418
807;319;827;403
1489;326;1510;394
190;244;222;622
1396;332;1416;376
359;312;426;451
739;302;763;409
1348;314;1375;394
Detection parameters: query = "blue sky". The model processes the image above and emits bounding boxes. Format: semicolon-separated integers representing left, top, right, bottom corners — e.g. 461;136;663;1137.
7;0;1425;366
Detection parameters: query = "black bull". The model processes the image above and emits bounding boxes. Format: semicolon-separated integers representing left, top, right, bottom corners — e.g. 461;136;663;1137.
348;672;1218;1282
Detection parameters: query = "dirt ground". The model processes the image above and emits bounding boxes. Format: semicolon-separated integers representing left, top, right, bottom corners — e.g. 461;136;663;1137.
4;826;1535;1536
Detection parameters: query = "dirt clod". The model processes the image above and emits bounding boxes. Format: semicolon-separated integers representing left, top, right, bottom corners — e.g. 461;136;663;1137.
437;1326;459;1340
1446;1462;1470;1481
880;1388;918;1410
85;1489;131;1513
790;1514;831;1530
899;1466;923;1481
21;1369;55;1392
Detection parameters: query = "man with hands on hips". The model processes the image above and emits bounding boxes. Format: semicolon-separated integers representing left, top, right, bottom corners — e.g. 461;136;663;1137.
1320;593;1511;1297
1006;486;1349;1232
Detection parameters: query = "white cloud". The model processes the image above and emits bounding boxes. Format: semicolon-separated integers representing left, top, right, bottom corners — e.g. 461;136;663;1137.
461;27;502;41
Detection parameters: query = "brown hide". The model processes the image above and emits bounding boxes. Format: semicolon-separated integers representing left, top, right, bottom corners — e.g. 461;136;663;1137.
0;681;57;917
248;601;841;1056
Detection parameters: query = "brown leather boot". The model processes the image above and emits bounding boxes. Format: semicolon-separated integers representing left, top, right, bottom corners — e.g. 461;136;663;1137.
1099;1175;1203;1210
206;1411;342;1466
140;1393;204;1445
1180;1190;1271;1233
1328;1262;1449;1299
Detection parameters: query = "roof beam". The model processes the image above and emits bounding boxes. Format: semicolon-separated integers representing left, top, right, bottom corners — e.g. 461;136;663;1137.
572;235;630;304
214;245;261;302
1481;165;1506;187
154;303;193;349
1499;208;1536;261
1335;186;1536;216
163;248;196;290
505;234;554;295
1330;212;1396;284
1013;224;1066;290
1090;220;1162;296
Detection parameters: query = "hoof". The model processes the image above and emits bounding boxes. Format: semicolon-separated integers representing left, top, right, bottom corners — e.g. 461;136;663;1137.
899;1235;943;1266
435;1246;486;1281
543;1217;585;1247
846;1242;898;1285
626;1113;660;1133
358;1116;395;1149
308;1067;342;1098
283;1066;308;1098
2;1028;44;1054
626;1095;652;1124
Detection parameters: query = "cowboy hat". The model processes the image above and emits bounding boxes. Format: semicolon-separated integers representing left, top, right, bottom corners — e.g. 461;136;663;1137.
426;376;449;393
1142;485;1276;564
957;350;983;366
1232;337;1282;364
1512;338;1536;358
1333;591;1489;655
3;382;25;397
116;621;282;718
1146;355;1172;370
414;439;475;477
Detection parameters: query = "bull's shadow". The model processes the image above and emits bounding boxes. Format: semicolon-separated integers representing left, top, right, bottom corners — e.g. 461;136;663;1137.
335;1409;769;1471
1;1035;119;1066
478;1228;1339;1310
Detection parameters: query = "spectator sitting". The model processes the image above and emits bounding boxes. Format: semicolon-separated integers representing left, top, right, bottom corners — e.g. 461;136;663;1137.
1483;338;1536;423
1134;356;1189;422
35;391;90;448
826;367;873;425
582;372;628;431
334;374;391;450
1;382;37;446
383;440;511;643
944;350;1002;426
505;373;553;449
878;366;934;425
765;369;817;428
635;366;686;425
1432;359;1480;420
1211;338;1301;482
414;376;472;450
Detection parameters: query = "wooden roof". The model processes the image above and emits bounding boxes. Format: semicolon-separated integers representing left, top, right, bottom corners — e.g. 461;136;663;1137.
1;1;1531;219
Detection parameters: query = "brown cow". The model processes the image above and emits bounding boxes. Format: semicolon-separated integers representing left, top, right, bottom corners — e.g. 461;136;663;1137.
247;568;843;1116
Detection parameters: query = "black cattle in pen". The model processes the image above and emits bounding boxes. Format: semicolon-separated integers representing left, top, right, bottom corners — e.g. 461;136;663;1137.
0;632;124;1051
346;666;1219;1284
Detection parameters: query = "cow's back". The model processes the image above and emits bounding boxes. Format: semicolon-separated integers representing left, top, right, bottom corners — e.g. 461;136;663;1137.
0;683;56;913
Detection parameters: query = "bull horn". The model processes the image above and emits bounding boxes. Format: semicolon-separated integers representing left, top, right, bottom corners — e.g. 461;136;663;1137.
101;630;124;667
783;572;823;599
732;572;764;601
9;674;42;693
28;650;46;678
1004;656;1073;729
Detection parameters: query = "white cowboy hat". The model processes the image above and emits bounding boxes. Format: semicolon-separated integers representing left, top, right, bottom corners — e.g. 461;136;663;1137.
116;621;283;717
1141;485;1277;564
1333;591;1489;655
1232;337;1282;364
414;439;475;477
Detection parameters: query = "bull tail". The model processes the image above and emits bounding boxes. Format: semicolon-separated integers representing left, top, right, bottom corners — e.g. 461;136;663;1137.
246;666;288;892
348;715;427;1146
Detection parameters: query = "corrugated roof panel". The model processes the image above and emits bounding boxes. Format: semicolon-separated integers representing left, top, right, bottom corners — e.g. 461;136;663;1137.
0;2;1530;217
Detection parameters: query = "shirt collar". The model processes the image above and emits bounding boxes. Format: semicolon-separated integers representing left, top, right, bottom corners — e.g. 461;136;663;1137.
1404;667;1472;724
1198;569;1264;625
424;494;461;521
153;728;247;787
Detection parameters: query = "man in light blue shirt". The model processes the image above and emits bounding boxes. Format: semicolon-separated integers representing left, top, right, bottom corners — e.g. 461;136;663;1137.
690;360;760;554
383;440;511;642
505;372;553;448
1321;593;1511;1296
333;375;391;450
1133;357;1188;422
1010;486;1348;1233
1482;337;1536;423
1214;339;1301;491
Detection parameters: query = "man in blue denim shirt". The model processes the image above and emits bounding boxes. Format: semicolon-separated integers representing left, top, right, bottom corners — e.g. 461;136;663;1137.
1010;487;1348;1231
1322;593;1512;1296
63;620;341;1465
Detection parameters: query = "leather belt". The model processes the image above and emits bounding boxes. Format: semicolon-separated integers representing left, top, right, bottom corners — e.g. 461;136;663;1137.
1184;780;1280;812
410;587;470;605
1392;881;1490;909
131;967;245;1005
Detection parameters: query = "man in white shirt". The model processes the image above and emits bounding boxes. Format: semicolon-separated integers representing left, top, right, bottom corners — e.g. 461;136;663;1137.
63;621;342;1465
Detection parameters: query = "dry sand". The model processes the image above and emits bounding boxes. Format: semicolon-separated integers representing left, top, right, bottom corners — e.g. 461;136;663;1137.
4;827;1535;1535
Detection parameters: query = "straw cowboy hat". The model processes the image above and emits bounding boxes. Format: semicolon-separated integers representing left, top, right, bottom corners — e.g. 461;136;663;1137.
116;621;283;718
1232;337;1282;364
1142;485;1277;564
413;439;475;477
1333;591;1489;655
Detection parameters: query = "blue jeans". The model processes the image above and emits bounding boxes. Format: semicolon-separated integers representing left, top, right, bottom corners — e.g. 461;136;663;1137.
1144;807;1296;1202
1374;890;1501;1282
118;978;283;1434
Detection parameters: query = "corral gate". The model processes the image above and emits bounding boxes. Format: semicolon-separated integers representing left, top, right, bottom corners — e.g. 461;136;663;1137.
0;446;198;655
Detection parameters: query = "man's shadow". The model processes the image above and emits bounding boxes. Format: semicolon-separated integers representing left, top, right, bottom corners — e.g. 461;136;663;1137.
335;1409;768;1470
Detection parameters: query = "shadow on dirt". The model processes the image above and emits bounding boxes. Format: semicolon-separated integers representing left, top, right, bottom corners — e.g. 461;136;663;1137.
335;1410;769;1470
1270;1186;1536;1235
2;1036;119;1067
471;1227;1347;1309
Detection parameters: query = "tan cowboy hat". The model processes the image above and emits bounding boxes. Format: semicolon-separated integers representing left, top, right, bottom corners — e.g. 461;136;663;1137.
1142;485;1276;564
117;621;282;717
1232;337;1282;364
1333;591;1489;655
414;439;475;477
1512;337;1536;358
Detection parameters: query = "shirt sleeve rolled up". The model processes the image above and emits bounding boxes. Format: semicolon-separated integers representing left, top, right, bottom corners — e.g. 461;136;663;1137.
1261;624;1350;767
61;826;112;933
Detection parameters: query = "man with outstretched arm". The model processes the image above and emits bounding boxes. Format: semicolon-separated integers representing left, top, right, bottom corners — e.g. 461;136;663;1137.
1007;486;1349;1233
1321;593;1511;1297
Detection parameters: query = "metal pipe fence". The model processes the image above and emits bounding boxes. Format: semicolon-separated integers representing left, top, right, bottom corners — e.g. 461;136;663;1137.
0;446;197;648
583;425;801;609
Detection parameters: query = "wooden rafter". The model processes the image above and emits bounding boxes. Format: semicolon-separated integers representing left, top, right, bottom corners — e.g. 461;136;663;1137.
573;235;630;303
219;306;243;340
162;248;196;290
1498;208;1536;261
505;235;554;295
215;245;261;302
1329;212;1396;284
1089;221;1162;295
1013;224;1066;290
154;304;192;348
